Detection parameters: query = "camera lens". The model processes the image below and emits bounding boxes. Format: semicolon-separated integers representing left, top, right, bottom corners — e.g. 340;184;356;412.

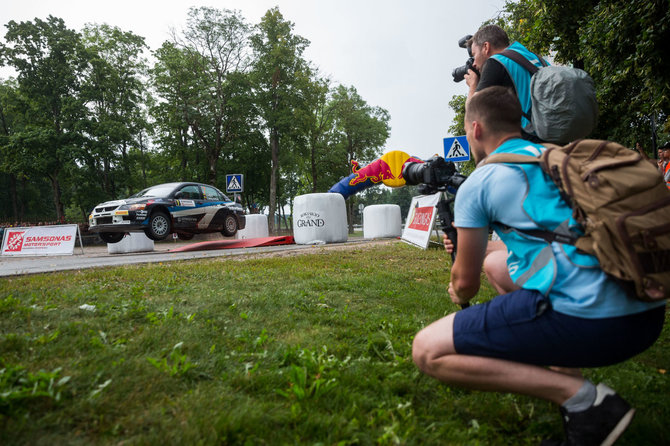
401;162;426;185
452;65;468;83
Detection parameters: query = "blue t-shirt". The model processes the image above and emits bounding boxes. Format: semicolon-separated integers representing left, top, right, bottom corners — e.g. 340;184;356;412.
454;139;664;318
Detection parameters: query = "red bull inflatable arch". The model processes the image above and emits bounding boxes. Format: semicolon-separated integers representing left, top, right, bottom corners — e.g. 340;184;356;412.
328;150;424;199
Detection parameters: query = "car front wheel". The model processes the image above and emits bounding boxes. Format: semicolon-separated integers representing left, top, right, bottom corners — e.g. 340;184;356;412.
99;232;124;244
145;211;171;241
221;214;238;237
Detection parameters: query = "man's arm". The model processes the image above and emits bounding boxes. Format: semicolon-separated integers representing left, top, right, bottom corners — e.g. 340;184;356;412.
449;226;489;305
476;58;515;92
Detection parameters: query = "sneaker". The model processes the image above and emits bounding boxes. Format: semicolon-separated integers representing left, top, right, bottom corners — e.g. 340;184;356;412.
558;383;636;446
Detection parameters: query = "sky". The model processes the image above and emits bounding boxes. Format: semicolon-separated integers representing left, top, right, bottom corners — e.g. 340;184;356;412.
1;0;508;162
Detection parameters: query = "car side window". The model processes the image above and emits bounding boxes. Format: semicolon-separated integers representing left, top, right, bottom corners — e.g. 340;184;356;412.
176;185;201;200
201;185;224;202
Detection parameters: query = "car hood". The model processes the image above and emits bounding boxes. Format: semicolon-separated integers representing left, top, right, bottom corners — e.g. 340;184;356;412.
93;197;170;210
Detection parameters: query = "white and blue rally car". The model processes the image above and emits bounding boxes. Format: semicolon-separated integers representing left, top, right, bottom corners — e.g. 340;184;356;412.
88;182;246;243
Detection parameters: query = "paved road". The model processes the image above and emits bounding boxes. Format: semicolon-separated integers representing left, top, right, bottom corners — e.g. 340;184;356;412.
0;238;382;277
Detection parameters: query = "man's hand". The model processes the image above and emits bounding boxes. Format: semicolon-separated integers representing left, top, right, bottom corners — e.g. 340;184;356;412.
442;233;455;254
448;280;470;306
464;68;479;97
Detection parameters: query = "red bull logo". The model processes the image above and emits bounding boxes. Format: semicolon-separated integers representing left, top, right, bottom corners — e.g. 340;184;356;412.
349;159;396;186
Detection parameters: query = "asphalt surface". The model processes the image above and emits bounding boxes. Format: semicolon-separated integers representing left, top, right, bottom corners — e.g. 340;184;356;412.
0;237;382;277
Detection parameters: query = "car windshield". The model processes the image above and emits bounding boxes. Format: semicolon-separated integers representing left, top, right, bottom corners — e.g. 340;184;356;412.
130;185;175;198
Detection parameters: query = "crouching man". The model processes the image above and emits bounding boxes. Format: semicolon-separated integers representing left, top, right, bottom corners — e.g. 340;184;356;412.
412;86;665;445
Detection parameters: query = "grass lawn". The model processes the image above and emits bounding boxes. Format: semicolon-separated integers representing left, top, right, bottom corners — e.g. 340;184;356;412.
1;241;668;445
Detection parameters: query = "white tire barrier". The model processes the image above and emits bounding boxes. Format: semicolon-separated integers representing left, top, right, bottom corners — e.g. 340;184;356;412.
293;193;348;244
363;204;402;239
107;232;154;254
235;214;269;239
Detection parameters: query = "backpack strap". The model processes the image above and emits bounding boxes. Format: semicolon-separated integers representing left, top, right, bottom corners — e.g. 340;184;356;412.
482;149;580;246
498;49;548;125
495;223;579;246
480;152;540;166
499;48;548;75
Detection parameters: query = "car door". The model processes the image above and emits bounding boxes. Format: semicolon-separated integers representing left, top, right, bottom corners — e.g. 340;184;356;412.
172;184;204;230
199;185;228;230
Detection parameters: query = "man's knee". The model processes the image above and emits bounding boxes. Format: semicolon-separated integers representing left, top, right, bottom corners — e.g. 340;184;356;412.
483;249;517;295
412;328;433;373
412;316;456;375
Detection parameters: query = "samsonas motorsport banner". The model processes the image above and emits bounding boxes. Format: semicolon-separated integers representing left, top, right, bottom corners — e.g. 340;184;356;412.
401;193;441;249
1;225;79;256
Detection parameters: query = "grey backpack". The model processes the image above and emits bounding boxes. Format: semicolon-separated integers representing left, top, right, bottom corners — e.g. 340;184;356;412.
500;49;598;144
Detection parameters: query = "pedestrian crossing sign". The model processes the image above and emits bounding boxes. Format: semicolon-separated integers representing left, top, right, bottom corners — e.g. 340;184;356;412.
226;174;244;193
443;136;470;162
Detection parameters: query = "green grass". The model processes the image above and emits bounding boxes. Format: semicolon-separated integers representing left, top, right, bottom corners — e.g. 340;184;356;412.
1;241;668;445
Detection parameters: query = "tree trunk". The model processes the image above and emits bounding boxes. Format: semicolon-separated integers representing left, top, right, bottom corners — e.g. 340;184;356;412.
50;173;65;222
311;138;318;192
103;157;111;194
268;127;279;234
9;173;18;221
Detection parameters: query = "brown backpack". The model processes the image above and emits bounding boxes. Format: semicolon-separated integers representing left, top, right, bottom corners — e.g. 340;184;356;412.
484;139;670;302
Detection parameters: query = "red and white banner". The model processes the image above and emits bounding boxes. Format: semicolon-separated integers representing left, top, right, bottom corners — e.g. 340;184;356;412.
1;225;79;256
401;193;441;249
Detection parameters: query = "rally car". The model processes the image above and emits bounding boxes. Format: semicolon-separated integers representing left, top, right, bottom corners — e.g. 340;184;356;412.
88;182;246;243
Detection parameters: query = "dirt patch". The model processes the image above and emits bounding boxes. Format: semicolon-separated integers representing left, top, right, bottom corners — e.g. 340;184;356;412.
221;238;400;261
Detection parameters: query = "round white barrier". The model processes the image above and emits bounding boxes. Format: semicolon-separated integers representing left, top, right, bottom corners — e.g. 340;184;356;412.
107;232;154;254
235;214;269;239
293;193;348;244
363;204;402;239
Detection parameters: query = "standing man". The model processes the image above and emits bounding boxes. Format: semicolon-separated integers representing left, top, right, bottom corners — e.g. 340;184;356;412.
661;143;670;188
465;24;548;142
412;87;665;445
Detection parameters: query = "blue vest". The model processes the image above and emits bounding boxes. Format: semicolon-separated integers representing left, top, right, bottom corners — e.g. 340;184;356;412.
489;140;599;296
491;42;548;132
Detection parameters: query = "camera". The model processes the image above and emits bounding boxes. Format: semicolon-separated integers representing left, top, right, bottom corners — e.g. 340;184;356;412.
452;34;479;83
402;156;467;195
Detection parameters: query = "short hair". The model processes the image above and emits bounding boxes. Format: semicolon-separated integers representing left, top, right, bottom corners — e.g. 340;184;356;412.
470;25;510;50
465;86;521;134
660;142;670;151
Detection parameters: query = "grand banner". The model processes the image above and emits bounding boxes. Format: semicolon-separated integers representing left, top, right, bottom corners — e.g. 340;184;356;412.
1;225;80;256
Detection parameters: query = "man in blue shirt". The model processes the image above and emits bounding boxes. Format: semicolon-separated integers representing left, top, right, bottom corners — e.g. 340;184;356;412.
412;87;665;445
465;24;546;143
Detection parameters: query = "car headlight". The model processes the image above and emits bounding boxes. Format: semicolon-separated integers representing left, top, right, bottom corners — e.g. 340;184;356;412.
128;204;146;211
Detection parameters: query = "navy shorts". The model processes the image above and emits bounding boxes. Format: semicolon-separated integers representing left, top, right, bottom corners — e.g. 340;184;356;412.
453;289;665;368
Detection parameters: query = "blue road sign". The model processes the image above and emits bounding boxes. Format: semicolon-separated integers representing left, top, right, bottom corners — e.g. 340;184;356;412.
443;136;470;162
226;174;244;193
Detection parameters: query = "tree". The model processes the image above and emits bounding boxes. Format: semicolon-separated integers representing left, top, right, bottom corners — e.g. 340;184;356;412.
172;7;253;186
300;73;339;193
330;85;390;231
0;16;89;221
499;0;670;151
0;78;40;221
80;23;149;201
250;7;311;233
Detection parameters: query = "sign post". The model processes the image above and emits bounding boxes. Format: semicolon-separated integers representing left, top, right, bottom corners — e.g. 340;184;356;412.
443;136;470;162
226;174;244;203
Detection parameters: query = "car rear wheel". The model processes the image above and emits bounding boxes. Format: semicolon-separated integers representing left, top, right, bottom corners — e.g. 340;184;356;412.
145;211;171;241
221;214;238;237
99;232;125;244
